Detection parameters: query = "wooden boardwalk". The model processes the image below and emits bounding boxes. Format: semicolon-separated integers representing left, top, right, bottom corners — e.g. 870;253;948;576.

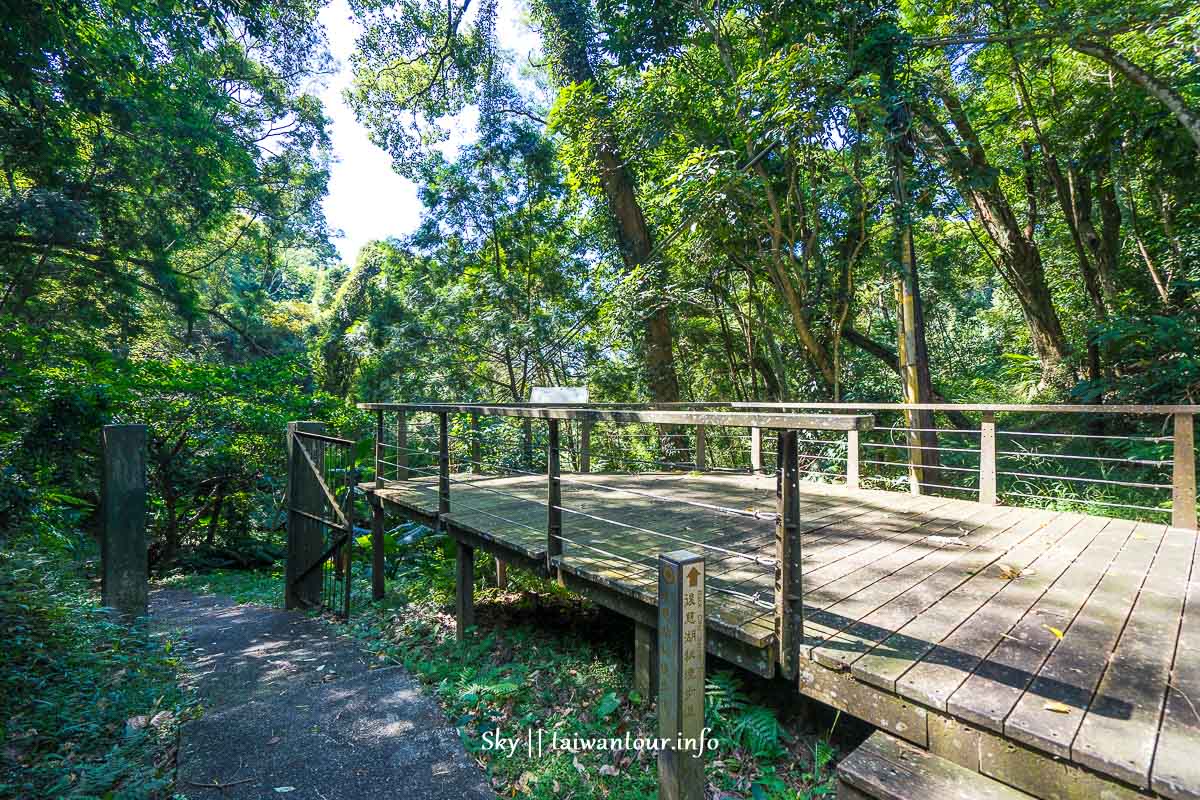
368;471;1200;800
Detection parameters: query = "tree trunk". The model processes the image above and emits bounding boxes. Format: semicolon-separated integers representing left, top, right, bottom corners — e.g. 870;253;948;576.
206;486;225;547
912;87;1074;389
884;72;941;492
1071;39;1200;153
536;0;680;403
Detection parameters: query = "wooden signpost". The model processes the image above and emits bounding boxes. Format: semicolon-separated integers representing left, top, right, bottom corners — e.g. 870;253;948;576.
658;550;706;800
101;424;148;620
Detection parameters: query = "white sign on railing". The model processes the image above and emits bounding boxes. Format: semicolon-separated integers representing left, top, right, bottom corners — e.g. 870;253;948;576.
530;386;589;404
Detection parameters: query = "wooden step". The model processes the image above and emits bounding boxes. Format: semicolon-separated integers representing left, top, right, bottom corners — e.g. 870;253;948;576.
838;731;1035;800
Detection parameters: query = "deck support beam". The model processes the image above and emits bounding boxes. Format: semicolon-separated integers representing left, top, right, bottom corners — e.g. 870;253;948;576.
1173;412;1196;530
370;494;385;600
634;621;657;700
101;424;148;620
495;557;508;590
775;430;803;680
455;541;474;641
695;425;706;471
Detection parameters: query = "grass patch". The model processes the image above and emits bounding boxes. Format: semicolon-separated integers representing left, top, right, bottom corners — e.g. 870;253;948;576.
0;550;196;798
158;565;285;607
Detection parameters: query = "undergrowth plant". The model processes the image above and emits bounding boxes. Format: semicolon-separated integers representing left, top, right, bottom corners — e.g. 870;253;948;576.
0;548;195;798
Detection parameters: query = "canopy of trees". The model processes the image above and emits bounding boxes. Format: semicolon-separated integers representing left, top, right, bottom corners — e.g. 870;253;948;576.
2;0;1198;564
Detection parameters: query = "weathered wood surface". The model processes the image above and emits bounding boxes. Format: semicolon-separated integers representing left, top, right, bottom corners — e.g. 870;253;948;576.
838;731;1036;800
365;470;1200;794
358;402;875;431
101;424;148;619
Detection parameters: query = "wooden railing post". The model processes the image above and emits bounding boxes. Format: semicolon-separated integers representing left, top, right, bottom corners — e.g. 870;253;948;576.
438;412;450;515
695;425;707;472
847;429;860;490
634;621;657;700
980;411;998;505
657;550;706;800
579;420;592;473
101;424;148;619
1173;412;1197;530
286;420;325;610
370;494;385;601
374;410;385;488
397;411;408;481
470;412;481;474
751;426;763;473
775;429;802;679
455;541;474;641
547;419;562;568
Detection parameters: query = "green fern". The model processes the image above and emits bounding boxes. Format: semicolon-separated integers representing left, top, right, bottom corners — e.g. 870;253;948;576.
733;705;784;758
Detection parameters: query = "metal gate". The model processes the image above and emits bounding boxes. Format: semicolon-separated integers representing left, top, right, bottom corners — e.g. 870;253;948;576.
287;427;357;618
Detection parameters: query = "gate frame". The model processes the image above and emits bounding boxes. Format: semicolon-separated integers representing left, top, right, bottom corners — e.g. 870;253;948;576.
286;421;357;617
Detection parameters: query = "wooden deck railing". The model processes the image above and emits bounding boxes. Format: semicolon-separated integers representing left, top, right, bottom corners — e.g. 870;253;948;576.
360;401;1198;531
357;401;1198;681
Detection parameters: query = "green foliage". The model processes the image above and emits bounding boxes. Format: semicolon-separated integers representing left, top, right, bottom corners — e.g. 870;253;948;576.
0;549;195;797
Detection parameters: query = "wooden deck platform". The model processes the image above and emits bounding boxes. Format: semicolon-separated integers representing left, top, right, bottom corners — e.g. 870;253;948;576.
366;471;1200;800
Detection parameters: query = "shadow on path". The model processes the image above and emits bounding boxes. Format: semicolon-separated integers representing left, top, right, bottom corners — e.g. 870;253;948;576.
153;589;492;800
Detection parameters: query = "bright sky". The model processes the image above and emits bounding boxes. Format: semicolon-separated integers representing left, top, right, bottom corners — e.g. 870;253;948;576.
316;0;540;264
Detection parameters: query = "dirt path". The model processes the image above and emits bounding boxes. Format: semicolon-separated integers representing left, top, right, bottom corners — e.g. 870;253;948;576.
152;589;493;800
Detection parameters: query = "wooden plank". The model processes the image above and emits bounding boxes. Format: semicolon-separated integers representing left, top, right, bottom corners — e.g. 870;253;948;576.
1070;526;1194;788
976;723;1154;800
799;496;959;575
1152;523;1200;800
1003;521;1165;759
895;513;1106;711
803;499;999;599
805;507;1039;670
946;518;1136;731
729;401;1198;414
837;731;1036;800
797;656;928;746
359;403;876;431
851;510;1078;693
